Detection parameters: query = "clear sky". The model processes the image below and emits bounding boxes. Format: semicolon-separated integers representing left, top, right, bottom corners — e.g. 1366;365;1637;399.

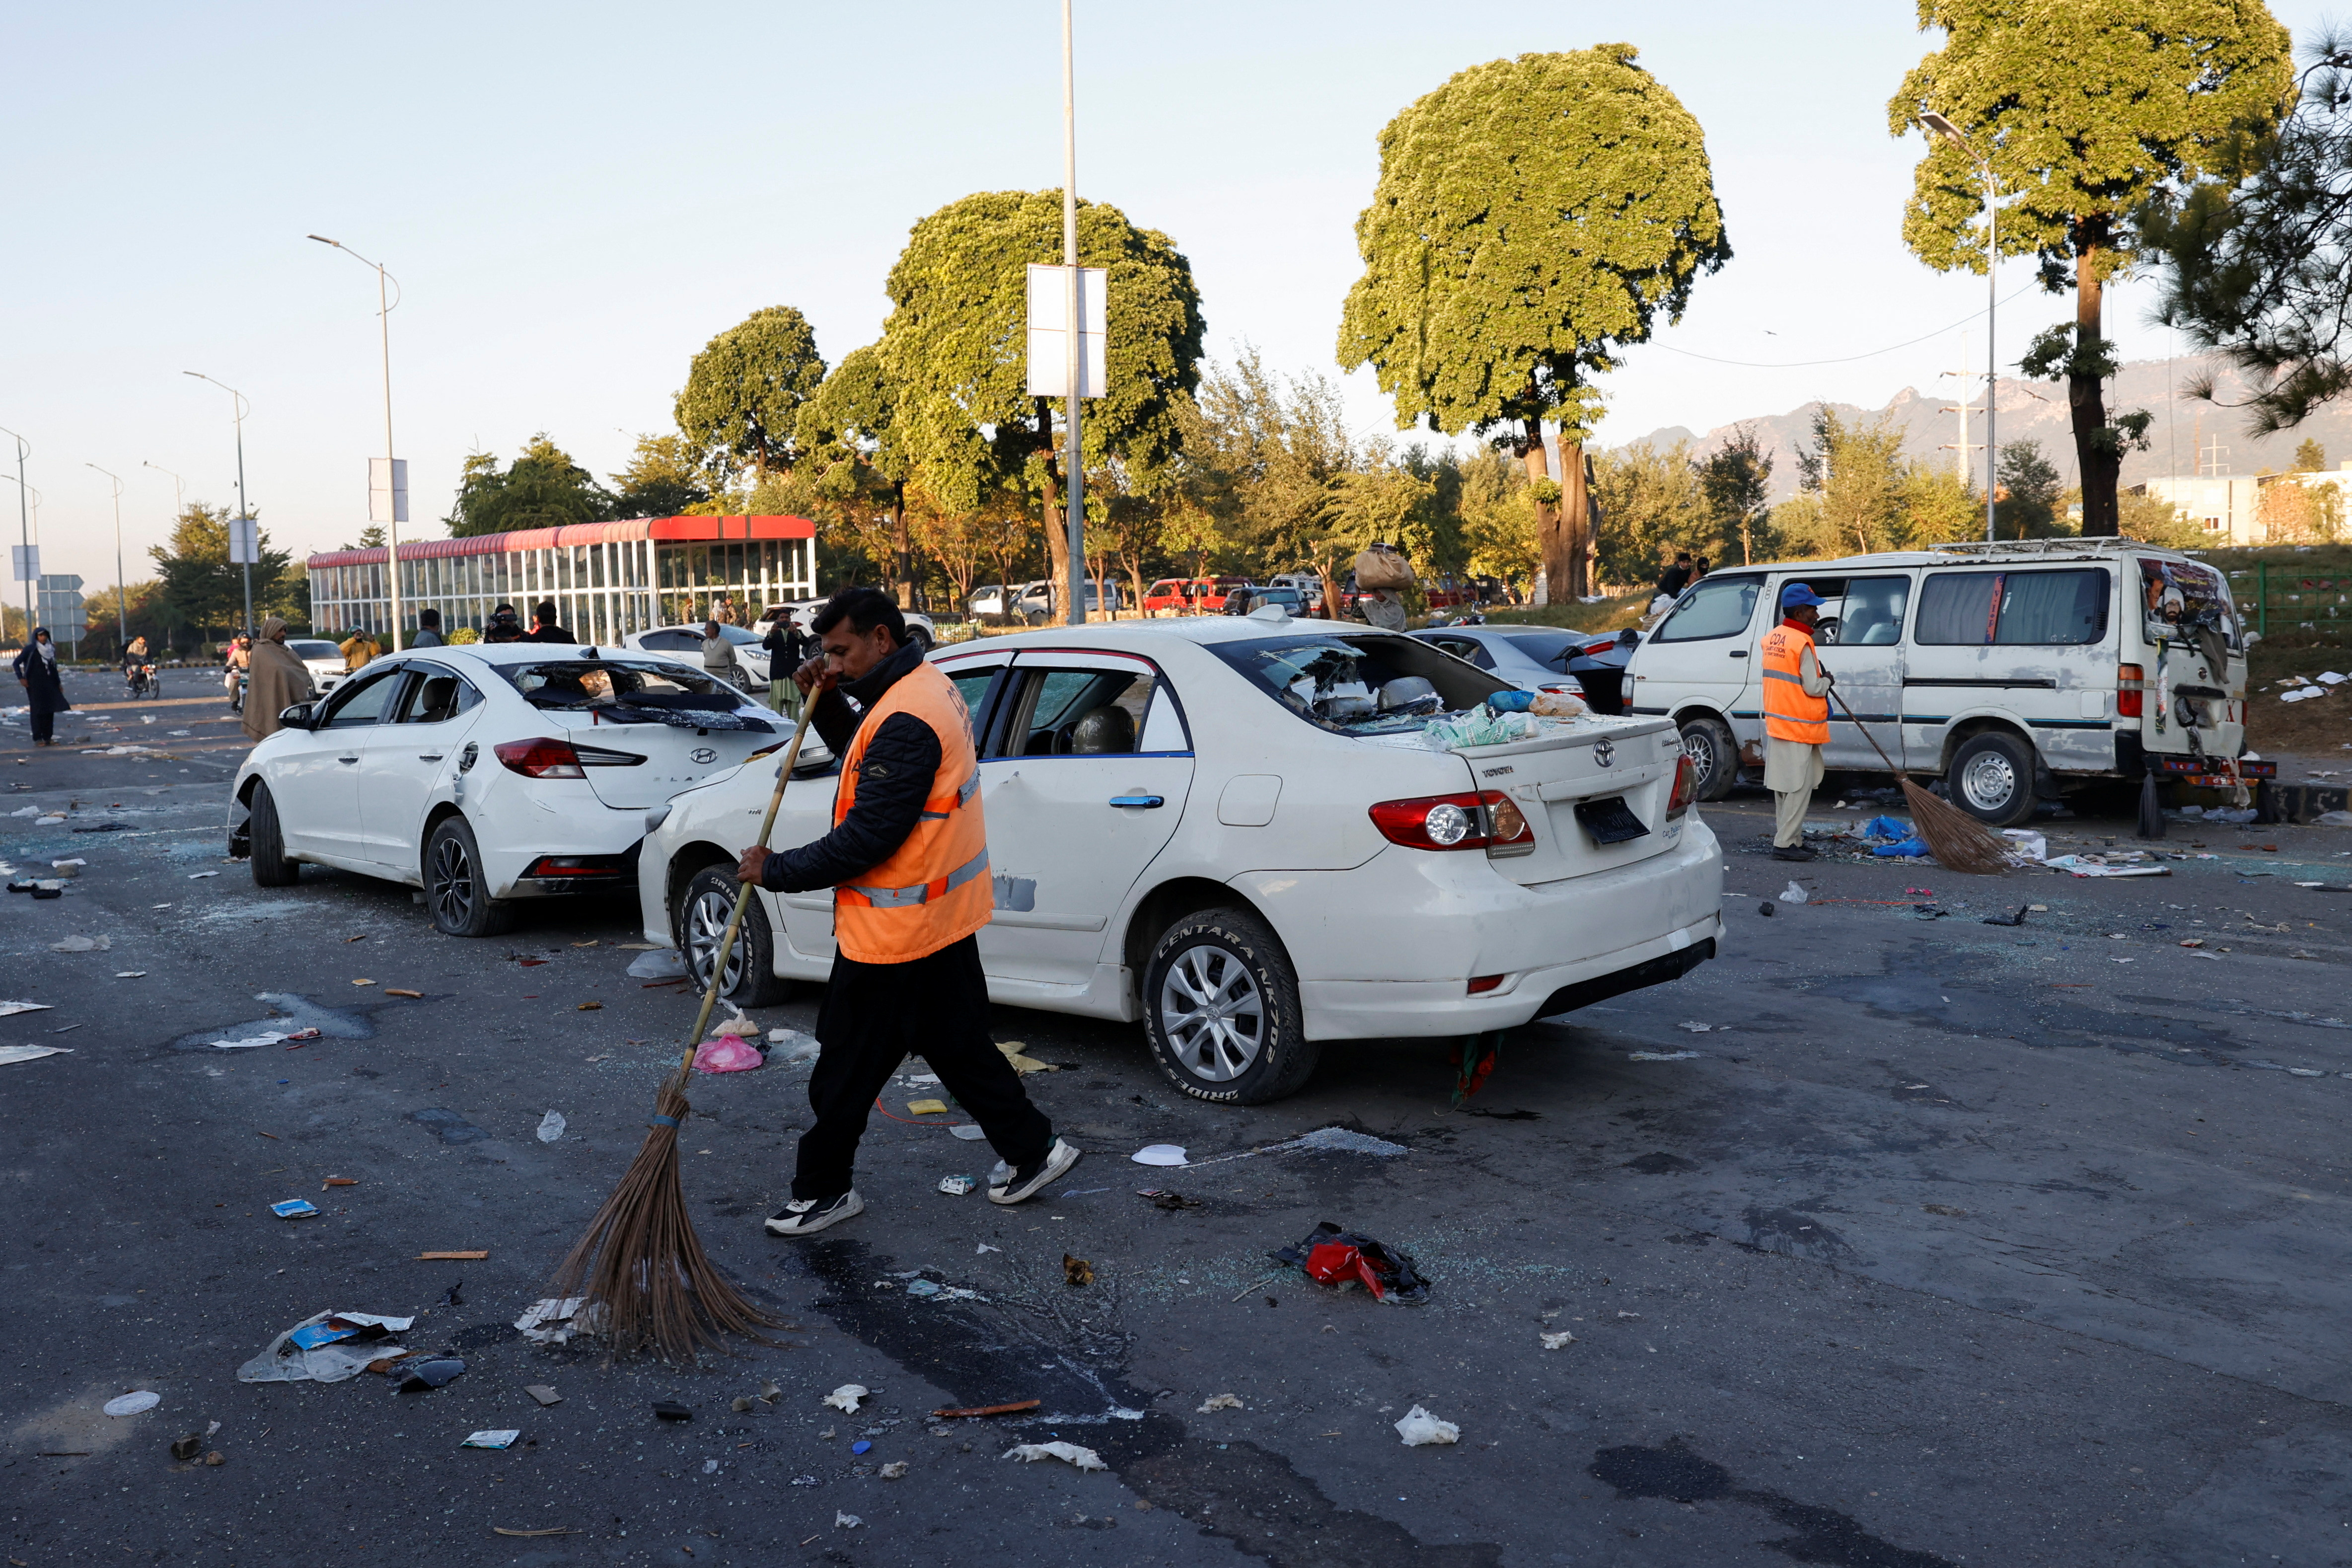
2;0;2336;596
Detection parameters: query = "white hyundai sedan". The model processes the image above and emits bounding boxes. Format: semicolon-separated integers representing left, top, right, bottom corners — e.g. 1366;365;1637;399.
636;611;1724;1105
230;643;785;937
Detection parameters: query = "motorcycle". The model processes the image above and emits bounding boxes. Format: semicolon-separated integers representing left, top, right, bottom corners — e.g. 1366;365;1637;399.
124;663;158;700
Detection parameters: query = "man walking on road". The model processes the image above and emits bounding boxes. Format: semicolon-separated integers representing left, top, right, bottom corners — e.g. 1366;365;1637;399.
735;587;1077;1235
1761;582;1833;862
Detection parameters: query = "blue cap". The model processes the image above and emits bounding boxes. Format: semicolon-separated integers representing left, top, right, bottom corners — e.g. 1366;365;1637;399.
1780;582;1825;609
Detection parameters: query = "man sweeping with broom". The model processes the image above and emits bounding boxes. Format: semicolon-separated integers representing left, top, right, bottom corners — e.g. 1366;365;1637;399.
1762;582;1835;863
735;587;1080;1235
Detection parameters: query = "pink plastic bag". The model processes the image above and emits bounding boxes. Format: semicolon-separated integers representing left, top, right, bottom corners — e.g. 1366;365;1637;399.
694;1035;764;1073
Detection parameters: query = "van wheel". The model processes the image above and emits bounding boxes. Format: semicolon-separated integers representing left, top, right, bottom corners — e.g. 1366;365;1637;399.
424;816;513;938
1142;907;1316;1105
681;865;793;1007
1947;732;2041;828
247;784;300;888
1677;715;1740;801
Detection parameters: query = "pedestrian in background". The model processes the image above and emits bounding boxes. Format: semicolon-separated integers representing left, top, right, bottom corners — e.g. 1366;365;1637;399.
12;628;69;746
223;632;251;711
713;594;738;626
526;600;575;643
699;620;742;689
338;625;381;672
483;603;526;643
241;617;314;743
736;587;1077;1236
1650;552;1693;619
1761;583;1833;862
761;606;807;717
411;607;445;648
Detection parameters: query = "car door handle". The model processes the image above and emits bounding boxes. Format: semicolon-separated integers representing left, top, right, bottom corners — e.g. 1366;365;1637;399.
338;755;360;764
1109;794;1165;809
1727;650;1749;659
417;753;444;761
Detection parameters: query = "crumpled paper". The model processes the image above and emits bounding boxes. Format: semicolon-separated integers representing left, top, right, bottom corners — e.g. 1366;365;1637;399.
236;1310;416;1384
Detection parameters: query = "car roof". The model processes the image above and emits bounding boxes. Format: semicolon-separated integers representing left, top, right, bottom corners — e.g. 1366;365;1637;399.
1719;539;2197;574
933;614;1424;657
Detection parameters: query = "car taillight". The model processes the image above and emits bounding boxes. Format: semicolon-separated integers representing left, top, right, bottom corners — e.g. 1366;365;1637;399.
1666;752;1698;818
1582;640;1618;657
1368;791;1535;856
494;738;586;779
2118;663;2144;718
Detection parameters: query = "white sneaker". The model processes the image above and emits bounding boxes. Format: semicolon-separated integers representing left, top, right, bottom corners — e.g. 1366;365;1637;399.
988;1139;1081;1205
764;1189;864;1236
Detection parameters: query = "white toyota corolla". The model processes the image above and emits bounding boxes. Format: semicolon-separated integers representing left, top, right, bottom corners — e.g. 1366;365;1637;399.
637;612;1724;1104
230;643;785;936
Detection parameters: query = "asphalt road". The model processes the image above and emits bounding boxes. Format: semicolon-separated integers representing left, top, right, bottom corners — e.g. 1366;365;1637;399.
7;663;2352;1567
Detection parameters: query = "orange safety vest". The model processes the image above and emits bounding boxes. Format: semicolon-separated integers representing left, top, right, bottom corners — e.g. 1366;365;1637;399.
830;659;991;964
1759;620;1830;746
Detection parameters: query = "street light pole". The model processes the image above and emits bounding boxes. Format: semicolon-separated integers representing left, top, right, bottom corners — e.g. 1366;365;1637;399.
1922;112;1997;544
182;373;255;633
86;464;126;658
0;425;28;636
145;463;186;657
309;235;404;648
1060;0;1085;629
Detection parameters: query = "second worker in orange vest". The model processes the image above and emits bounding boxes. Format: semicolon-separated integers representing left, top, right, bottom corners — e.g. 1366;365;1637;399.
736;588;1079;1236
1760;582;1835;862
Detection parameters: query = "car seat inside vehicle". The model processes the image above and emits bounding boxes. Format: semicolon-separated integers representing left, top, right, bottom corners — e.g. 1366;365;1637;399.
1210;634;1510;735
1003;670;1156;756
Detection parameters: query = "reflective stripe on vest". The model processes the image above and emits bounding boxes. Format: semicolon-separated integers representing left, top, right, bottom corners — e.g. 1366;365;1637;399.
829;659;994;963
1759;623;1830;745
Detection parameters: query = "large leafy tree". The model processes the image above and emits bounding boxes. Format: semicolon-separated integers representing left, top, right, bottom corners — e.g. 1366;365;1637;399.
1694;426;1773;566
1338;46;1730;602
879;189;1205;601
445;435;615;536
610;433;711;519
150;501;297;641
797;344;915;606
2140;31;2352;434
1890;0;2293;535
675;305;828;483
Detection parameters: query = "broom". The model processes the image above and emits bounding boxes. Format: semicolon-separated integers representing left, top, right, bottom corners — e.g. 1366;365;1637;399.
1827;684;2014;875
547;695;820;1360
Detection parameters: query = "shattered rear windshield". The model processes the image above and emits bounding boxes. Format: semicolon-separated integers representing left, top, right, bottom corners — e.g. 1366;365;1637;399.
1206;634;1512;736
499;660;775;731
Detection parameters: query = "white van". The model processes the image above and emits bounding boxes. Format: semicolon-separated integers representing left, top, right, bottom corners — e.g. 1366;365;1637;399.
1625;539;2255;827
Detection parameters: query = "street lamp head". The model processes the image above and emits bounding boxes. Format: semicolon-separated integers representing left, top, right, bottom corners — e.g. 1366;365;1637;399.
308;234;342;248
1920;110;1962;139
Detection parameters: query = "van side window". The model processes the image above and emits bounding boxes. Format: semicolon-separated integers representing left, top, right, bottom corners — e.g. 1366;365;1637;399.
1651;576;1761;642
1837;577;1911;645
1917;569;2109;646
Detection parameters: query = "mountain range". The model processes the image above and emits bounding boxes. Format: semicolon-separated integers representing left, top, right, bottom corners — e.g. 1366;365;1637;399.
1617;354;2352;501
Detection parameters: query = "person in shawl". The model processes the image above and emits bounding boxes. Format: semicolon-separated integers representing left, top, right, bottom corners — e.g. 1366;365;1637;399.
11;628;70;746
241;617;315;742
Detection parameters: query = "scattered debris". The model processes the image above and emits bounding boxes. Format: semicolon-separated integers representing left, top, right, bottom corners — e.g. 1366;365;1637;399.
1004;1441;1107;1471
525;1385;562;1407
1271;1222;1431;1303
693;1034;763;1073
103;1392;161;1417
48;935;110;952
396;1358;467;1392
933;1399;1040;1419
1542;1331;1576;1349
237;1311;417;1385
438;1281;465;1308
1139;1189;1202;1210
1063;1255;1095;1288
652;1402;693;1422
880;1461;908;1479
493;1527;576;1539
937;1175;976;1195
417;1250;489;1261
535;1111;567;1143
1275;1126;1409;1157
824;1385;869;1414
514;1298;597;1345
1780;882;1809;905
626;949;690;979
462;1430;520;1450
170;1434;203;1462
575;1001;602;1011
997;1040;1060;1074
1131;1144;1188;1166
1628;1050;1702;1062
1677;1021;1716;1033
949;1124;990;1140
834;1512;863;1530
1394;1406;1460;1446
384;988;423;999
1197;1394;1245;1412
0;1000;53;1017
115;971;147;978
907;1098;949;1116
269;1199;318;1220
1982;906;2029;927
0;1045;73;1066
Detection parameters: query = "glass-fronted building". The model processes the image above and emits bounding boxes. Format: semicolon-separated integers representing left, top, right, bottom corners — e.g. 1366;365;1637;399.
306;515;815;645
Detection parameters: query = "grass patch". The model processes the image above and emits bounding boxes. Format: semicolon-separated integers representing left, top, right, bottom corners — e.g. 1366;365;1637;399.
1478;590;1653;635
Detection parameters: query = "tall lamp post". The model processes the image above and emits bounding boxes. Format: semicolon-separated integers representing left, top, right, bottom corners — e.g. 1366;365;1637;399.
85;464;127;658
145;462;186;657
1921;111;1997;545
182;373;256;634
1059;0;1085;628
308;234;405;647
1;425;28;635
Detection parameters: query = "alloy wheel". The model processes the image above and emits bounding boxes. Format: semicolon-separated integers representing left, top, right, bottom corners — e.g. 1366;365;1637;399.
1158;943;1264;1082
686;886;745;996
429;834;475;928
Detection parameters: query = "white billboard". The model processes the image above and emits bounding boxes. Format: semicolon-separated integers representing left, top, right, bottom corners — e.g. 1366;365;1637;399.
1025;264;1106;399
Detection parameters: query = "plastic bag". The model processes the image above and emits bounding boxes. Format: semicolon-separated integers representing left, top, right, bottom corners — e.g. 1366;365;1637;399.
1421;708;1537;751
1856;815;1912;841
1870;838;1931;858
694;1035;764;1073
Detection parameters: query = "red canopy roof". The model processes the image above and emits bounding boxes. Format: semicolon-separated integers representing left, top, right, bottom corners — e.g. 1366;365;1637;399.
306;515;812;569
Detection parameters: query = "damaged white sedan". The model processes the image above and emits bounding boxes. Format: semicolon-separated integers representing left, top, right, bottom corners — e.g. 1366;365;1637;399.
638;610;1723;1104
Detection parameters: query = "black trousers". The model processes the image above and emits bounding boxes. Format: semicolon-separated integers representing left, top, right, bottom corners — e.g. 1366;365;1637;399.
795;934;1053;1200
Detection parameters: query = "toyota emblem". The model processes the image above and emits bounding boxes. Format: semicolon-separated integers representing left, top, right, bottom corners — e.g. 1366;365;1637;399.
1593;738;1615;768
690;747;719;764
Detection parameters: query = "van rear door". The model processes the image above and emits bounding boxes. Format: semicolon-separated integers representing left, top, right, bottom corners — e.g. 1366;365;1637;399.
2127;555;2245;759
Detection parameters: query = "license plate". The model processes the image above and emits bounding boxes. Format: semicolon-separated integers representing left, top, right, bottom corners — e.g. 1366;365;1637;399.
1572;796;1649;845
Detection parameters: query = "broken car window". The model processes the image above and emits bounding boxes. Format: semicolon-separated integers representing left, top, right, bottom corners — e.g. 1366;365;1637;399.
499;660;775;732
1208;634;1510;737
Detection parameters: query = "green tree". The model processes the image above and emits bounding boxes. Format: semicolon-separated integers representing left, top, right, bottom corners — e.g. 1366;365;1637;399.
797;345;916;606
1774;409;1976;558
1994;439;2064;537
1455;448;1541;589
1338;46;1731;602
445;435;615;537
1591;441;1708;589
2119;485;2210;547
2141;33;2352;434
150;502;295;641
610;433;711;519
1170;353;1358;585
1694;425;1773;565
675;306;827;483
2295;437;2329;473
1891;0;2293;536
879;190;1204;602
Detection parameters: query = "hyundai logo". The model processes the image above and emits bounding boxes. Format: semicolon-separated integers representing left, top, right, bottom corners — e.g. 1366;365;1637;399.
1593;738;1615;768
689;747;719;764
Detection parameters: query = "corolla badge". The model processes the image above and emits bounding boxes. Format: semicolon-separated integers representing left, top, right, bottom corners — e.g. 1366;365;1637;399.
1593;738;1616;768
689;747;719;764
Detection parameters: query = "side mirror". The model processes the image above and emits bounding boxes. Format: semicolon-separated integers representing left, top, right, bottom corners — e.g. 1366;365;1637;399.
280;703;314;729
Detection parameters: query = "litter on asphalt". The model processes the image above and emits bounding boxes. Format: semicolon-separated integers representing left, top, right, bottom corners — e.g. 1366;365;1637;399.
237;1311;417;1384
937;1175;976;1195
1271;1222;1431;1302
694;1034;763;1073
835;1512;862;1529
1628;1050;1702;1062
1542;1330;1577;1349
1394;1407;1460;1446
652;1402;693;1422
0;1000;53;1017
824;1385;868;1414
462;1430;521;1449
0;1045;73;1065
880;1461;908;1478
535;1110;566;1143
1004;1441;1107;1471
1198;1394;1244;1412
270;1199;319;1220
396;1359;467;1392
49;935;110;952
525;1385;563;1407
625;949;689;979
514;1297;599;1345
949;1123;990;1140
1132;1144;1189;1166
997;1040;1060;1075
104;1392;161;1417
1780;882;1809;904
906;1098;949;1116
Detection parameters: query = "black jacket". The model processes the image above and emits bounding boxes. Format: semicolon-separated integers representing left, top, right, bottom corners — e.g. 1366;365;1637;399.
526;624;577;644
13;645;68;712
759;640;943;896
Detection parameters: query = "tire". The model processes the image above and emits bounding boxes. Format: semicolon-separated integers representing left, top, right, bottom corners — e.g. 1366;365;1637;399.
423;815;513;938
1141;906;1316;1106
680;864;793;1007
247;783;300;888
1946;731;2041;828
1678;714;1741;802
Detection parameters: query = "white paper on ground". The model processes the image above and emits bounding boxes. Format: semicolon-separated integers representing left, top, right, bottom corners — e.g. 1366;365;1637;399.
1395;1406;1460;1446
104;1391;162;1416
0;1045;74;1065
235;1310;419;1384
1002;1440;1107;1470
0;1000;53;1017
1131;1144;1189;1166
536;1110;566;1143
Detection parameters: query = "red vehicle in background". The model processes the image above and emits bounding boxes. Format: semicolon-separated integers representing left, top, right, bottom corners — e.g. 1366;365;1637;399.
1143;576;1252;615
